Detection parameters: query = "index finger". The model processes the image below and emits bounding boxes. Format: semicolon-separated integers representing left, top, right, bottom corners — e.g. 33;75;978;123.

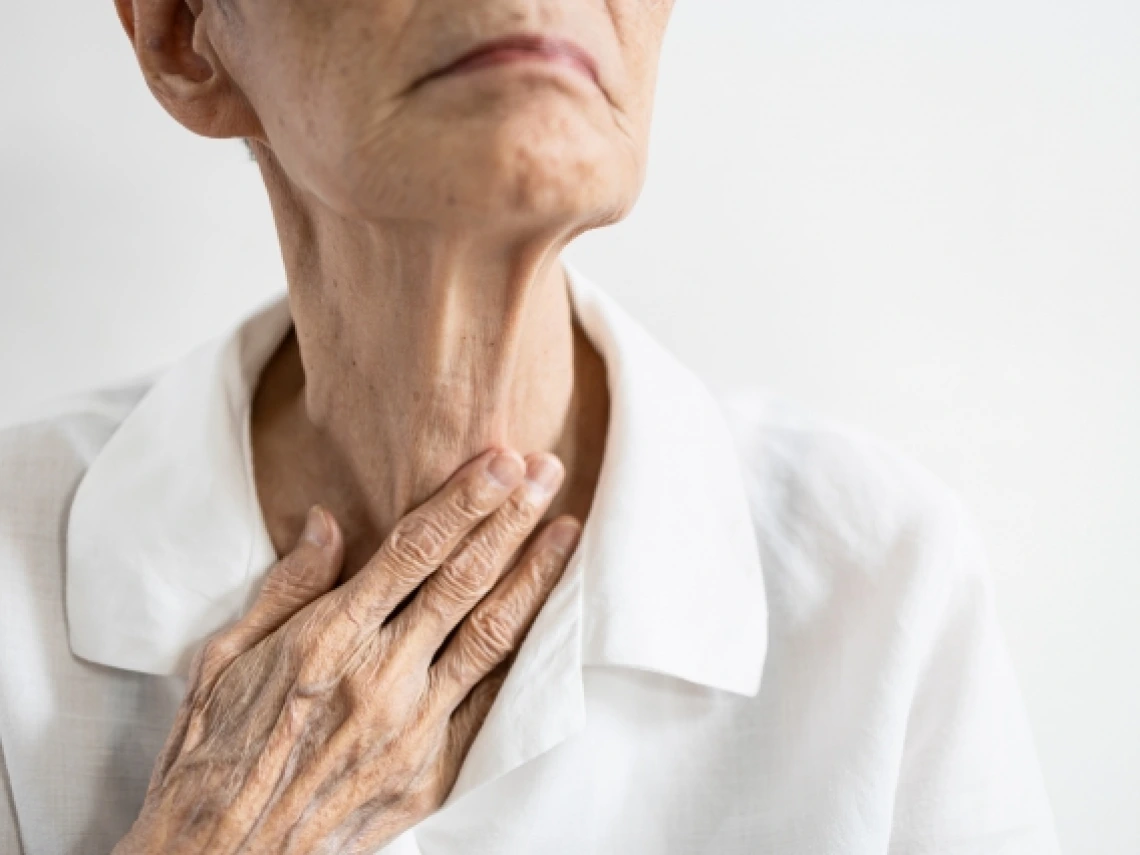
333;447;526;631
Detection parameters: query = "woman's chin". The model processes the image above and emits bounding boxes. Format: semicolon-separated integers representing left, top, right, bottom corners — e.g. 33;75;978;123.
322;129;638;232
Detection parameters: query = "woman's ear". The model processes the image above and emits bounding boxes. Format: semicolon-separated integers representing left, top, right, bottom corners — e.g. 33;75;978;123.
112;0;264;141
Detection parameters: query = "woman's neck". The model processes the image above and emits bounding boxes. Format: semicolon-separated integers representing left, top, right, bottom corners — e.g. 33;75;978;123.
250;180;609;579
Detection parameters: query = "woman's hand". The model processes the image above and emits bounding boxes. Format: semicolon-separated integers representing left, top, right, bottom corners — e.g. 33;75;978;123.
113;447;580;855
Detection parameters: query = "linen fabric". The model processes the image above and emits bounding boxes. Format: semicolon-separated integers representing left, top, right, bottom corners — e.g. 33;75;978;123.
0;263;1060;854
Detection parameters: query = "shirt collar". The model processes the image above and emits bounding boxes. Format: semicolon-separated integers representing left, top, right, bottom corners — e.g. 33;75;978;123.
66;260;767;714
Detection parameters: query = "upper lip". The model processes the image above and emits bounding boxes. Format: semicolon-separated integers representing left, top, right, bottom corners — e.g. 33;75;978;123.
415;33;601;89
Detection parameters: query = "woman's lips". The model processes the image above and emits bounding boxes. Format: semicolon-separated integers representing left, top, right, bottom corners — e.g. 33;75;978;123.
420;34;600;89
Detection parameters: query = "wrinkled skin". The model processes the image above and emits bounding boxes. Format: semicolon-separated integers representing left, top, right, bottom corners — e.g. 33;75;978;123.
109;0;675;850
114;449;581;853
117;0;673;229
109;0;673;591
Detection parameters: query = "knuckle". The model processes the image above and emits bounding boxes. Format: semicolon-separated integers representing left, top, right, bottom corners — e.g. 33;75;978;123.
386;515;449;573
271;554;323;592
343;674;392;729
291;663;342;715
466;603;518;668
473;521;510;559
279;681;320;728
287;621;347;682
259;576;314;617
436;548;493;604
451;477;499;520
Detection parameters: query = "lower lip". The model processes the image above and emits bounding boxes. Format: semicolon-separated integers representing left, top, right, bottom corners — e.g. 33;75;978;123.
442;47;598;86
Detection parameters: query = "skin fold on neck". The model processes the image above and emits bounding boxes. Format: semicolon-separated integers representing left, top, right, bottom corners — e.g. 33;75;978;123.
249;153;610;581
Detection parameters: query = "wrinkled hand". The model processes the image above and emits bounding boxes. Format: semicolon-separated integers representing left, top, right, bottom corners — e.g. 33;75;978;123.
113;448;580;855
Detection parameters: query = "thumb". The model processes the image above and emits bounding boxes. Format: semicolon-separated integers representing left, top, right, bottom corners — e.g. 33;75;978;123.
233;504;345;648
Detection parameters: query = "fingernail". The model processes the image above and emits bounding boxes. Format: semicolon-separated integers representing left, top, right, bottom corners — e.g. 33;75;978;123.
525;455;563;497
302;505;331;547
549;519;582;554
486;449;525;488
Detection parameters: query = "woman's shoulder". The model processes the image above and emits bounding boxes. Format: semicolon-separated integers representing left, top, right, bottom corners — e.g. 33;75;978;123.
714;386;986;614
715;389;1057;850
717;385;964;513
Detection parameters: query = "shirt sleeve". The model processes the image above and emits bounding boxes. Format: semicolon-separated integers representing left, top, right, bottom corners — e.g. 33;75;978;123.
0;739;23;855
888;495;1061;855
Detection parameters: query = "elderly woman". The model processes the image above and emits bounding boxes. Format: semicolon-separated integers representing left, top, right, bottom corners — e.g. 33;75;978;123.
0;1;1060;854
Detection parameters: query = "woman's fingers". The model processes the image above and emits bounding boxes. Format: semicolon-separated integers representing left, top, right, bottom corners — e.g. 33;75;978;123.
428;515;582;715
270;459;572;843
446;663;509;765
335;447;527;631
417;666;510;823
387;453;565;660
235;505;344;644
188;504;345;687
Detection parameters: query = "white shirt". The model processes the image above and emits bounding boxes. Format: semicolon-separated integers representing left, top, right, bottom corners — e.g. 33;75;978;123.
0;262;1059;854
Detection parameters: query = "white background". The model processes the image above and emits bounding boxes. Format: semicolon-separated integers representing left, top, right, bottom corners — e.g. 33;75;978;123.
2;2;1137;852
